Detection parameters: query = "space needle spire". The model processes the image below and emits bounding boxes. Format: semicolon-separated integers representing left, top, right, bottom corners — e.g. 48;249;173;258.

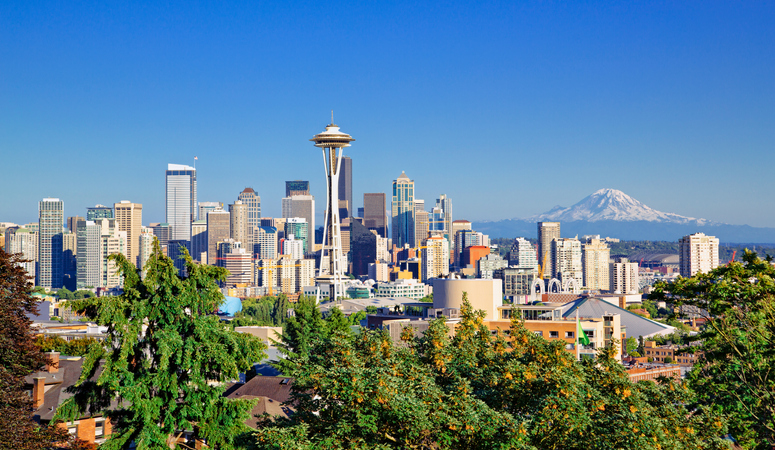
310;117;355;302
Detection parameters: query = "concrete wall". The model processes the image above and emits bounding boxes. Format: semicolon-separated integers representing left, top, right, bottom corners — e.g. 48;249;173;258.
433;278;502;321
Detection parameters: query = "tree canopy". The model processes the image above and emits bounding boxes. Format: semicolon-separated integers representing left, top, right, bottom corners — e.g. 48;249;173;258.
652;250;775;449
248;294;728;449
54;241;267;449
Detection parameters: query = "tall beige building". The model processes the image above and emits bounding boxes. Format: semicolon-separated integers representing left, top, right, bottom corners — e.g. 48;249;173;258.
582;237;610;291
229;200;249;247
537;222;560;279
207;209;231;266
679;232;719;277
610;257;639;294
114;201;142;267
421;236;449;281
415;209;429;248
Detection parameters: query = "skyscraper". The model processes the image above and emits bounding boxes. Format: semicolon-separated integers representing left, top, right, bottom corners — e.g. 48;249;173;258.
582;237;610;291
76;220;101;289
281;195;315;254
206;209;230;266
363;193;388;238
286;180;310;197
165;164;197;241
508;237;538;270
114;201;142;267
5;227;36;280
537;222;560;279
38;198;64;289
414;200;429;248
190;220;208;262
391;172;415;249
610;257;639;294
198;202;223;220
338;156;352;218
229;200;249;246
679;232;719;277
284;218;309;255
552;237;582;287
421;236;449;281
238;188;262;229
254;226;278;260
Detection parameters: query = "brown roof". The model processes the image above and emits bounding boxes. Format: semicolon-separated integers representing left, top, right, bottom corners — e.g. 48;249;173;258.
226;376;294;404
241;187;256;193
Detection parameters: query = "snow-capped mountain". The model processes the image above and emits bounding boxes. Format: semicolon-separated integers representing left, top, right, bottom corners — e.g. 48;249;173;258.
528;189;714;225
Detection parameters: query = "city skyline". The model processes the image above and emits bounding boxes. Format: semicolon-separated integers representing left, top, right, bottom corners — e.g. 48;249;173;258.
2;2;774;227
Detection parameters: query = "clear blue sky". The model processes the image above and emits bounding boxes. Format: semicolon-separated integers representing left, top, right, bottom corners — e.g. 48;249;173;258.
2;1;774;228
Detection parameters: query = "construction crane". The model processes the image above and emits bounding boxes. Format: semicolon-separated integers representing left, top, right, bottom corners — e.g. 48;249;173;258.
536;250;549;280
728;250;737;265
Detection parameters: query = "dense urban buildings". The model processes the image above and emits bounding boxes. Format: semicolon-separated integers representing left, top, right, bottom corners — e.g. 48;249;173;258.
165;164;197;241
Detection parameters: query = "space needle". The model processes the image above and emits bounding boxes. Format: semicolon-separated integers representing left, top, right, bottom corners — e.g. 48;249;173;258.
310;114;354;302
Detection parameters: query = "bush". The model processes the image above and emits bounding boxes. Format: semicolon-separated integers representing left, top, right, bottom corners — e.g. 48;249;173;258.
630;351;641;358
663;356;673;364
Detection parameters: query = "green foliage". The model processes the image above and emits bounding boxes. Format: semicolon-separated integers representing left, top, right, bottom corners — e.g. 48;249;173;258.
53;241;266;449
641;299;659;318
365;305;378;314
235;295;291;327
35;335;101;357
418;292;433;303
324;307;351;337
630;351;641;358
624;336;638;355
652;250;775;449
250;293;728;449
347;310;367;326
272;295;325;377
663;356;673;364
56;287;75;300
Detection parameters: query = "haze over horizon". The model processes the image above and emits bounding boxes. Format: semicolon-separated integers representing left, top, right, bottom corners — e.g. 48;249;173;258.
2;1;774;228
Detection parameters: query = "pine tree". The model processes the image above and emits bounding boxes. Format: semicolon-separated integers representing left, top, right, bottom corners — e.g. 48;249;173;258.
54;241;266;449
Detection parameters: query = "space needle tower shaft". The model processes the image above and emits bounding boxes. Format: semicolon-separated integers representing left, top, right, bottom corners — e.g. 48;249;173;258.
310;114;355;302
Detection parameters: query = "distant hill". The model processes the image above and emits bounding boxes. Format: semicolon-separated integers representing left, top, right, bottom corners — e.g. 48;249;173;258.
472;189;775;243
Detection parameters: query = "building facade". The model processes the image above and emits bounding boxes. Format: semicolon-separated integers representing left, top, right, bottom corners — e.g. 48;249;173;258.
582;237;610;291
337;156;352;218
38;198;64;289
114;201;142;267
508;237;538;269
679;232;719;277
363;193;388;238
610;257;639;294
391;172;415;249
206;209;231;266
165;164;197;241
229;200;249;247
421;236;449;281
537;222;560;279
552;237;582;287
281;195;315;254
238;187;262;229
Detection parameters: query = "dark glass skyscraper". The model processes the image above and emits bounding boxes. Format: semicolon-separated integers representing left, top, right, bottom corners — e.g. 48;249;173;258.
285;180;310;197
337;156;352;218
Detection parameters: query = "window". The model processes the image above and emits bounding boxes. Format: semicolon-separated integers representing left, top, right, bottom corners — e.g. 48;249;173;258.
565;331;574;338
95;419;105;437
549;331;559;338
533;331;543;337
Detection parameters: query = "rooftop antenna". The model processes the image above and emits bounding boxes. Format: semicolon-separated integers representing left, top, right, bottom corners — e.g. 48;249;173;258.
194;155;198;170
331;110;334;125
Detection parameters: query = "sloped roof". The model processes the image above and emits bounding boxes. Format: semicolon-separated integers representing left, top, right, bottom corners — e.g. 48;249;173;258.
562;297;676;339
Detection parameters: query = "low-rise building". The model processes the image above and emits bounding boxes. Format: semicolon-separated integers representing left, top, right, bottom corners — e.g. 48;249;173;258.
643;340;703;366
375;279;429;300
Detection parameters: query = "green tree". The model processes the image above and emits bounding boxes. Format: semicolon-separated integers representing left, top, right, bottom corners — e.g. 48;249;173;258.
56;287;74;300
324;307;351;337
54;242;266;449
652;250;775;448
272;295;324;376
347;310;367;326
0;248;70;449
624;336;638;355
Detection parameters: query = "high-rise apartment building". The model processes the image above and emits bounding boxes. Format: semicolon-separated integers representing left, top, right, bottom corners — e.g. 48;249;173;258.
254;226;277;260
679;232;719;277
281;195;315;254
238;188;262;229
67;216;84;233
284;218;308;255
338;156;352;218
38;198;64;289
229;200;249;247
62;231;77;289
610;257;639;294
508;238;538;270
421;236;449;281
391;172;415;248
363;193;388;238
165;164;197;241
582;237;610;291
150;223;173;249
99;219;127;289
86;205;113;221
282;236;305;260
217;241;252;286
76;220;101;289
552;237;582;287
206;209;230;266
286;180;310;197
5;227;37;280
537;222;561;279
114;201;142;267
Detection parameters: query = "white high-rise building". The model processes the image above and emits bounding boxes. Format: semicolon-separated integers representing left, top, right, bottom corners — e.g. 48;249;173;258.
138;227;154;277
679;233;719;277
38;198;64;289
238;187;262;229
5;227;37;280
76;220;102;289
229;200;249;247
508;237;538;270
582;237;610;291
552;237;582;287
282;235;305;260
610;257;639;294
166;164;197;241
254;226;278;260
